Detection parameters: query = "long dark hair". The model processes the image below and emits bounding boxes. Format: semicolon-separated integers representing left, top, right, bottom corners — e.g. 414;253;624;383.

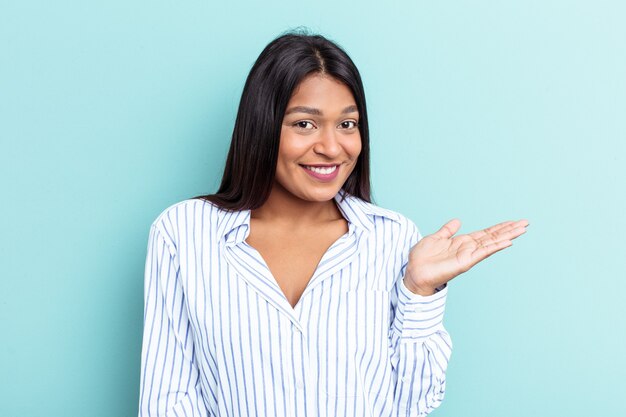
193;29;371;210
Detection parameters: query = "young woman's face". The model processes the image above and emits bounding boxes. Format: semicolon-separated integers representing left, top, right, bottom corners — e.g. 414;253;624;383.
274;73;362;203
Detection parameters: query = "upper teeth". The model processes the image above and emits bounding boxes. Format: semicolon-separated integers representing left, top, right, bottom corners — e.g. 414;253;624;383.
305;165;337;174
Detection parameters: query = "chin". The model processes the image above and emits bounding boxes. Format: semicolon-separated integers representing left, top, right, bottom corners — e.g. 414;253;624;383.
298;187;341;202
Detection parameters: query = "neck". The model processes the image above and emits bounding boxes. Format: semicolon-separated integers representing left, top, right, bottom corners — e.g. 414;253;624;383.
251;183;343;226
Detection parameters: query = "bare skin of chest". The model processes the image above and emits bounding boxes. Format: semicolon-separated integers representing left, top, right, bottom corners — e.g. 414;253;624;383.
246;218;348;308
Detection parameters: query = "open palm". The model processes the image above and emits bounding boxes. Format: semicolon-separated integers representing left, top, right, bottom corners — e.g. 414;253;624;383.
404;219;529;295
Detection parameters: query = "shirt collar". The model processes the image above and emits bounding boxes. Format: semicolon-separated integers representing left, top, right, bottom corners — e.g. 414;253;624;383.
218;189;402;246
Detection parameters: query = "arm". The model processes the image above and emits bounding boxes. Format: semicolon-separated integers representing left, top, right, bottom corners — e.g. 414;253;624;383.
389;221;452;416
389;277;452;416
389;215;528;415
138;224;209;417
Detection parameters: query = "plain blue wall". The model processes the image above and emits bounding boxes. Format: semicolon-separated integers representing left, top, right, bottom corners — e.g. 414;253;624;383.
1;1;625;415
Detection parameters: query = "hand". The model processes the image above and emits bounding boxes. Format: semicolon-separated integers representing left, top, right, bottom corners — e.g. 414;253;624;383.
403;219;529;296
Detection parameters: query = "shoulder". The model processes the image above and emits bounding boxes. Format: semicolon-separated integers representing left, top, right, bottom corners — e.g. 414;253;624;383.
344;195;423;254
148;197;225;249
346;194;419;235
361;199;406;224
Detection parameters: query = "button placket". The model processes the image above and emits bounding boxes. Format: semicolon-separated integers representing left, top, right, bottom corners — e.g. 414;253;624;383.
291;324;312;415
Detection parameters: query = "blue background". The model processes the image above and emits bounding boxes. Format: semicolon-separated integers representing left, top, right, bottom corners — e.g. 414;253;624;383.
1;1;625;416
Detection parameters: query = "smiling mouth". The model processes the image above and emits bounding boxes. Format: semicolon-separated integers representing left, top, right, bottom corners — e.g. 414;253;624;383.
301;165;339;175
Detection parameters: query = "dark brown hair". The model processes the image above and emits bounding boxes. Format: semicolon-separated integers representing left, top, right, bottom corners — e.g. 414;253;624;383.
193;29;371;210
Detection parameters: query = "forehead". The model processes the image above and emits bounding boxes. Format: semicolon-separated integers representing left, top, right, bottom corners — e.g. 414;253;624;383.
287;74;356;109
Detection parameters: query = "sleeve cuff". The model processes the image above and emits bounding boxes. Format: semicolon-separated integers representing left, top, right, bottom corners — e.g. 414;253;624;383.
396;280;448;339
399;279;447;300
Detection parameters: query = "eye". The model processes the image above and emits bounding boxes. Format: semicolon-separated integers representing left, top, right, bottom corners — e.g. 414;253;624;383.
339;120;358;129
293;120;315;130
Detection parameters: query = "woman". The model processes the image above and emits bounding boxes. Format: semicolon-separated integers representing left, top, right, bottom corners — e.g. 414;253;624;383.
138;31;528;417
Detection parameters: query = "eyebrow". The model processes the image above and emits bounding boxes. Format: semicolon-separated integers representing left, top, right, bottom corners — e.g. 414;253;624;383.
284;105;358;116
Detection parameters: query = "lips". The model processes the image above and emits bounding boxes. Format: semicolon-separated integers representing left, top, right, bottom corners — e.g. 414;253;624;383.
302;165;338;174
300;164;340;181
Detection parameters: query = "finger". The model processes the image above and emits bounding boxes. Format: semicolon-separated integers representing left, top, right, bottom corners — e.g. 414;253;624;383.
472;239;513;263
477;225;528;248
468;220;515;241
433;218;462;239
503;225;528;241
469;219;528;242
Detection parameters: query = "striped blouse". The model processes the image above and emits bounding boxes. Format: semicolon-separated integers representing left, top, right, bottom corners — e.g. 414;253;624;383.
138;190;452;417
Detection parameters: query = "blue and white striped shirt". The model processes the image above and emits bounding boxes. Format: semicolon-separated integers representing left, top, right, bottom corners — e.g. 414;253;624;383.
139;191;452;417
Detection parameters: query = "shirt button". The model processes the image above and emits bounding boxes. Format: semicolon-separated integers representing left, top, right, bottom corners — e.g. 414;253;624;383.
401;376;411;383
295;380;304;390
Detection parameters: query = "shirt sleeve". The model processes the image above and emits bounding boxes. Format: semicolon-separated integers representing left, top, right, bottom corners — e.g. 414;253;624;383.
389;220;453;416
138;224;209;417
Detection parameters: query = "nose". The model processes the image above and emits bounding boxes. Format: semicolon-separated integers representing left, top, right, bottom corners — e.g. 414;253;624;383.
313;127;342;158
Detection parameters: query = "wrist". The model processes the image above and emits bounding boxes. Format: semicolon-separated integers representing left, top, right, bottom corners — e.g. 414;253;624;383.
403;278;436;296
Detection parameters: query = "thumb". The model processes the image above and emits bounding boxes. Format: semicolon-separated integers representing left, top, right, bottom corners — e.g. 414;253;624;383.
433;218;461;239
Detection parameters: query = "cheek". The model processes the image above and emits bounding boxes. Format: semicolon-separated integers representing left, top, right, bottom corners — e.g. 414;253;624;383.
278;135;309;163
277;133;294;163
347;135;362;159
